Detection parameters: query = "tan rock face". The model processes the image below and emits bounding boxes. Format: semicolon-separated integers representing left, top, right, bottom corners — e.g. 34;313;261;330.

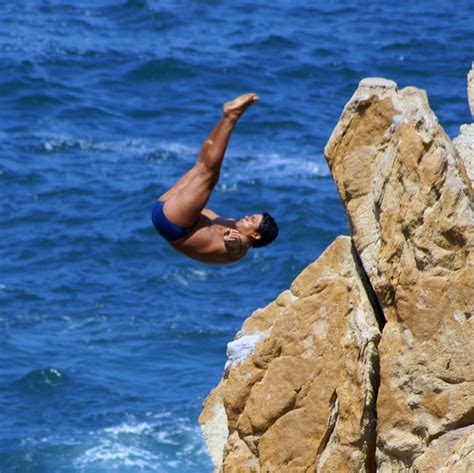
412;426;474;472
201;75;474;472
325;78;474;470
453;124;474;183
199;236;381;472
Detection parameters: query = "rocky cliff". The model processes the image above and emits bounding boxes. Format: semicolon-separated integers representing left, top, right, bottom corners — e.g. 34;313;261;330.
199;72;474;472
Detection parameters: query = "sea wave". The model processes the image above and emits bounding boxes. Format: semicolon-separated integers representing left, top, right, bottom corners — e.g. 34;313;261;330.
160;267;209;287
33;135;198;158
226;151;330;183
16;132;329;188
126;58;197;83
74;413;209;472
13;367;68;393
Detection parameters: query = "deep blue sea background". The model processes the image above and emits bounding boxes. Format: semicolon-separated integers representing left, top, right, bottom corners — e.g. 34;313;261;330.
1;1;473;471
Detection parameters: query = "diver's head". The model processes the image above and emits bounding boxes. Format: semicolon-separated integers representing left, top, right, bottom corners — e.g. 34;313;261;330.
236;213;278;248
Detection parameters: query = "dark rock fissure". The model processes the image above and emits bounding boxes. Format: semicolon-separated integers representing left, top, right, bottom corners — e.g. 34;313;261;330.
350;239;386;472
316;390;339;458
350;239;386;332
366;348;381;473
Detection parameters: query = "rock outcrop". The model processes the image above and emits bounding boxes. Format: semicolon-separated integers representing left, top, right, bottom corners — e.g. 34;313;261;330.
200;237;381;472
325;76;473;471
200;73;474;472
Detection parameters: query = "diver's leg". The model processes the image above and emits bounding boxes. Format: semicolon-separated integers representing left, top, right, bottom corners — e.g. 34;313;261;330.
161;114;237;227
163;93;258;227
157;116;226;202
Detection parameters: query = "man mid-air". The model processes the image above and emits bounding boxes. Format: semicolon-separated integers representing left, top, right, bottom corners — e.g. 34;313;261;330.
151;93;278;264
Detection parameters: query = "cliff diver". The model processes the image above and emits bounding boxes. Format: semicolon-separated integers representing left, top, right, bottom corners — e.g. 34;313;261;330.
151;93;278;264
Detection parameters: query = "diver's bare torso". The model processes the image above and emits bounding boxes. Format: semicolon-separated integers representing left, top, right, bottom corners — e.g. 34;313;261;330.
170;210;248;264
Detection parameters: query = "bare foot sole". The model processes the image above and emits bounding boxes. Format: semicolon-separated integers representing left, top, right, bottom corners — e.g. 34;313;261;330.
223;93;259;117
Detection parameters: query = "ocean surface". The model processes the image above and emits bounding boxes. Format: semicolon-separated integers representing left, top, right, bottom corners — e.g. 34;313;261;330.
1;1;473;471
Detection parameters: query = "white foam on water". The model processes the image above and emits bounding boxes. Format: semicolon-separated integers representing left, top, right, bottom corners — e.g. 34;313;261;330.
160;142;197;156
188;268;208;281
103;422;154;436
38;133;327;180
154;430;179;446
228;151;330;184
73;414;210;472
75;441;160;471
161;267;209;286
42;135;107;152
217;182;238;193
256;151;330;176
40;133;198;158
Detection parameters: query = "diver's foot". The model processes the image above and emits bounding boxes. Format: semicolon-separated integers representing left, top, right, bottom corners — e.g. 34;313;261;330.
223;93;259;117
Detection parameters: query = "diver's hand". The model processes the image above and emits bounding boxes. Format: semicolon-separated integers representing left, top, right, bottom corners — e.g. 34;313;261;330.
224;229;242;254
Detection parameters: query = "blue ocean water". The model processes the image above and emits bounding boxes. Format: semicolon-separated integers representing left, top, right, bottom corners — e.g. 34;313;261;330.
1;1;473;471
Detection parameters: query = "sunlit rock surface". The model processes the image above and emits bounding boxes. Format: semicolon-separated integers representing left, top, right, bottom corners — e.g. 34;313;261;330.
412;426;474;472
200;237;381;472
200;74;474;472
325;77;473;471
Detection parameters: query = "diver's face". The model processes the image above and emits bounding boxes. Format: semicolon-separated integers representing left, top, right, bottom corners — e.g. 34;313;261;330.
238;214;263;235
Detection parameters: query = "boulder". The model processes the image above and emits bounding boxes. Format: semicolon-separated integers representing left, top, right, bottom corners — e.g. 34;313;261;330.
199;236;381;472
325;78;474;470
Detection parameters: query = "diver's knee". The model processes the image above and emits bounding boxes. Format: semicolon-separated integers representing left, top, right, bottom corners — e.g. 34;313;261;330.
199;139;214;158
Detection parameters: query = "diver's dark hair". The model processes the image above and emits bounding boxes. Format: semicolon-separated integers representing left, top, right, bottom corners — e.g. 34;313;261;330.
252;213;278;248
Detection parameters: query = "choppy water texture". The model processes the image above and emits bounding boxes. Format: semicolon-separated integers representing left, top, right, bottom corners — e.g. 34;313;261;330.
1;1;473;471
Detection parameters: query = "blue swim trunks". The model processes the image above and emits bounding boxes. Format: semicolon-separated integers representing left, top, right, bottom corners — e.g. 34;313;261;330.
151;200;193;242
